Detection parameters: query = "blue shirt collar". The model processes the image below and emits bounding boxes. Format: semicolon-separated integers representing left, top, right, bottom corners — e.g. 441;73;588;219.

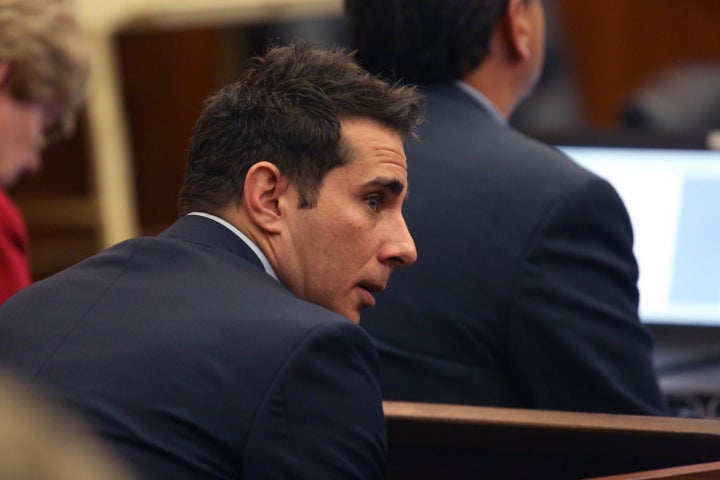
455;80;508;125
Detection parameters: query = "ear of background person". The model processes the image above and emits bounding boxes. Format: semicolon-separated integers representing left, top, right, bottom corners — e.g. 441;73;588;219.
510;0;586;132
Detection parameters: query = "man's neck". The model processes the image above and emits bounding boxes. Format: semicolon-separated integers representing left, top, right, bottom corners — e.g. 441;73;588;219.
460;63;523;120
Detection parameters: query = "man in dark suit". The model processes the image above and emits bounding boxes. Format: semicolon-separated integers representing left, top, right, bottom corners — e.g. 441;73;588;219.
345;0;668;415
0;42;422;479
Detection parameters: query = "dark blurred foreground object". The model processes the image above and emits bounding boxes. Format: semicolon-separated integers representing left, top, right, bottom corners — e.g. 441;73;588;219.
622;62;720;133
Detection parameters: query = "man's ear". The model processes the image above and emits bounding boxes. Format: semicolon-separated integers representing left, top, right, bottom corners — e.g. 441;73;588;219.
504;0;533;60
242;161;290;234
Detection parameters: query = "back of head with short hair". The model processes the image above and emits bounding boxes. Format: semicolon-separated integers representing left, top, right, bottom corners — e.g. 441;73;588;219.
345;0;509;85
0;0;89;140
178;41;423;215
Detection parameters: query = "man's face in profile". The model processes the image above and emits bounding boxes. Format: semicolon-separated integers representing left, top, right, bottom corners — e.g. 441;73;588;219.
278;117;417;323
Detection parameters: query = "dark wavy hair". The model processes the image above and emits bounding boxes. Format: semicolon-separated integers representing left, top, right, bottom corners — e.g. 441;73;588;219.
345;0;510;84
178;41;423;215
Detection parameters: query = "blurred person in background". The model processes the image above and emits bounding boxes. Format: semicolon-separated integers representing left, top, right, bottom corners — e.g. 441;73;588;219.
0;0;88;302
346;0;668;415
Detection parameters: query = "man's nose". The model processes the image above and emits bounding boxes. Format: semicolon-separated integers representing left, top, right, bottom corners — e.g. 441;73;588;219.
381;216;417;267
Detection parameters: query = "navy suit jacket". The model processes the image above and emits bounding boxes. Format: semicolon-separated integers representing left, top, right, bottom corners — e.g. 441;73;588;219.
361;83;668;415
0;215;386;479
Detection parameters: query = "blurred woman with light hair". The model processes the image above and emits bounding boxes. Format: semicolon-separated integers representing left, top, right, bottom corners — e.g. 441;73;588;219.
0;0;89;302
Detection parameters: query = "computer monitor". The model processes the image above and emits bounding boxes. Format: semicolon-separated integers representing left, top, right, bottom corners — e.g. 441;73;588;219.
557;144;720;326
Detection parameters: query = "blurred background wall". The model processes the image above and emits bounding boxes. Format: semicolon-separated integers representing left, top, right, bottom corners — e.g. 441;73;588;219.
9;0;720;280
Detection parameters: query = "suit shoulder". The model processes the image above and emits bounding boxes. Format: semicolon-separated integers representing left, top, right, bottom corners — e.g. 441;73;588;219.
416;87;596;179
264;294;375;346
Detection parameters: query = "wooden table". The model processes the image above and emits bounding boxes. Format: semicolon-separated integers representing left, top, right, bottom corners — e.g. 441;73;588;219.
384;401;720;480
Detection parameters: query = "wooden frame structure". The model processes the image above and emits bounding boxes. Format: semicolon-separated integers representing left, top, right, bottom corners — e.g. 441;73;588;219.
72;0;342;247
384;401;720;480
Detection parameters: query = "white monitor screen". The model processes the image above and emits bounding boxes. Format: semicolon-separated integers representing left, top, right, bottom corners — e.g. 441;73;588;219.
558;146;720;326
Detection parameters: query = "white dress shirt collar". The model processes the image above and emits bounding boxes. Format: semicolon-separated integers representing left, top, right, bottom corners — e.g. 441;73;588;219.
187;212;279;282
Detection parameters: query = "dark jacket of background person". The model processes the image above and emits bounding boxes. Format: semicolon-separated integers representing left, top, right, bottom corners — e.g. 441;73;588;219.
362;83;667;414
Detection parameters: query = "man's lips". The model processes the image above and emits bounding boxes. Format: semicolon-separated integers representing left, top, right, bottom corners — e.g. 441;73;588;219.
358;281;386;308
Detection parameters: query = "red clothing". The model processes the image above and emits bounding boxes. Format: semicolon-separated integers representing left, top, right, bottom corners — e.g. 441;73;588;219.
0;190;31;302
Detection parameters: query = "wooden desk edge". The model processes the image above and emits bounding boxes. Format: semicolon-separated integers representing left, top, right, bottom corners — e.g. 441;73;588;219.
383;401;720;436
585;460;720;479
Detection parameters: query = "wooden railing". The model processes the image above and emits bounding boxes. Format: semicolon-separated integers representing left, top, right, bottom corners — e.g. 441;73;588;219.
384;401;720;480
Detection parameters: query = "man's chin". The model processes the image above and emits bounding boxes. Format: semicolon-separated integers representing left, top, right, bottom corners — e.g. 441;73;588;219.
337;306;362;324
346;310;362;324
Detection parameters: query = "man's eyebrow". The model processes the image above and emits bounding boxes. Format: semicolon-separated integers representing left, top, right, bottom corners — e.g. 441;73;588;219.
365;177;406;196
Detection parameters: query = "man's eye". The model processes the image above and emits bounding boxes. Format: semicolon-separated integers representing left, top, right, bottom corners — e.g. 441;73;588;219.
365;195;381;211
